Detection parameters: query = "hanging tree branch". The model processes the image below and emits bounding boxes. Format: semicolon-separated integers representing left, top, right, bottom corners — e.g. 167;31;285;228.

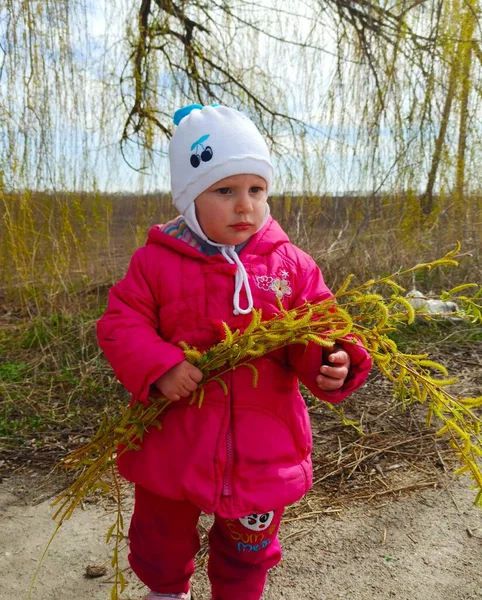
122;0;437;153
120;0;478;212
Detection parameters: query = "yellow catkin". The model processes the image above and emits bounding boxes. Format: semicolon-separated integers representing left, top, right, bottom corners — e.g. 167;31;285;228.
401;352;429;360
371;351;392;364
246;343;268;356
184;348;203;363
444;420;473;454
448;283;478;294
243;363;259;387
436;423;449;436
213;377;228;395
354;293;385;304
375;303;390;329
395;366;407;382
419;386;428;404
302;333;335;346
383;338;398;353
391;295;416;324
264;332;294;342
335;274;355;296
330;321;354;339
382;278;406;293
376;362;398;382
222;322;233;345
410;375;421;396
291;308;313;328
243;309;261;336
457;396;482;408
426;377;458;387
418;360;449;376
197;387;205;408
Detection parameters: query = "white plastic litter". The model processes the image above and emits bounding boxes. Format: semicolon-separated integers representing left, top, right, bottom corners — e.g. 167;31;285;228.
406;289;461;321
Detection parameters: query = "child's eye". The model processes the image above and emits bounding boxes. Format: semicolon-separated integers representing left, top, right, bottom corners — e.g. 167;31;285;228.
216;187;231;195
250;187;263;194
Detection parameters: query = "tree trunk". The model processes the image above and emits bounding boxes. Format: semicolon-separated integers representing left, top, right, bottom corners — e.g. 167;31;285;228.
454;4;476;209
422;54;459;216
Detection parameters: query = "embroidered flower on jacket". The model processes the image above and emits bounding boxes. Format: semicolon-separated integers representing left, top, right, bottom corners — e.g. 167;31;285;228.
255;275;274;291
255;267;293;300
270;278;292;299
276;266;290;280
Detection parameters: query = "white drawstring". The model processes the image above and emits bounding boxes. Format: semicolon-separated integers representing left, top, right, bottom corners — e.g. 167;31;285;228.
220;246;253;315
183;203;271;316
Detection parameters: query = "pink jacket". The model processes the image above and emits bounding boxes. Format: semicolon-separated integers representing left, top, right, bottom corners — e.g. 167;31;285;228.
97;217;372;517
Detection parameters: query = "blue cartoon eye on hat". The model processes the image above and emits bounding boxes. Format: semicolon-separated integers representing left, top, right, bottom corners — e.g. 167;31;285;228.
172;104;218;169
190;134;213;168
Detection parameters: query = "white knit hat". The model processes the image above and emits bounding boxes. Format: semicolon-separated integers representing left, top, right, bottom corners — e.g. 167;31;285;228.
168;104;273;316
169;104;274;214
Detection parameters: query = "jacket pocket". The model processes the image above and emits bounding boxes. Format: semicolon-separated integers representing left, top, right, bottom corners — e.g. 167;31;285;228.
233;406;304;465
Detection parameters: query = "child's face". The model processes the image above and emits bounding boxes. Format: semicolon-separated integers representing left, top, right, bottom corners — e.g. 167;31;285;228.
195;174;268;245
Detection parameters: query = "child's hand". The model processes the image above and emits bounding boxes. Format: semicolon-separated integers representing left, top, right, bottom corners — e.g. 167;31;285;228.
316;345;351;391
154;360;203;401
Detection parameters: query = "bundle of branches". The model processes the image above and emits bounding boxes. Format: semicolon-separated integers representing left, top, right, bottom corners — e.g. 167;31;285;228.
39;244;481;599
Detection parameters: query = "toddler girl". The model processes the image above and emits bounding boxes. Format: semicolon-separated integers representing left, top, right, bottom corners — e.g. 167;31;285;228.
97;104;372;600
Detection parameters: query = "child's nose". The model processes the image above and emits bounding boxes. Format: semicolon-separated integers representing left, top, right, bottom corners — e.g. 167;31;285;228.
235;191;254;213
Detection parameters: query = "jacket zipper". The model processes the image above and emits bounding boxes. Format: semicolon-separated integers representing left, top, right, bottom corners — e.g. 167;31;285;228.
222;371;233;496
222;274;237;497
222;425;233;496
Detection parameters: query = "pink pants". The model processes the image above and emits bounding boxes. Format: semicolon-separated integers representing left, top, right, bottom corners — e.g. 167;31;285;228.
128;485;284;600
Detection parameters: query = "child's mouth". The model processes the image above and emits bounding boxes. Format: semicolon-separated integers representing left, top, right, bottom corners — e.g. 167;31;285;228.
231;223;252;230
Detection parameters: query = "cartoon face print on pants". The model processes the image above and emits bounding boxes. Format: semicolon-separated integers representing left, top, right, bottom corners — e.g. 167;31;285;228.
190;134;213;168
239;512;274;532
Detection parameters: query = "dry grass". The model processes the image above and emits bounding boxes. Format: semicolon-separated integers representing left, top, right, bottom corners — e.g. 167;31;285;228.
1;191;481;308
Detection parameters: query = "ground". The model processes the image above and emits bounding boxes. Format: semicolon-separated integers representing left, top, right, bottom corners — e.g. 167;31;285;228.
1;473;481;600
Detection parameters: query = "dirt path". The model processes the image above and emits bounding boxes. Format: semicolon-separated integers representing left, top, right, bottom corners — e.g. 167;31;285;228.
1;474;481;600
